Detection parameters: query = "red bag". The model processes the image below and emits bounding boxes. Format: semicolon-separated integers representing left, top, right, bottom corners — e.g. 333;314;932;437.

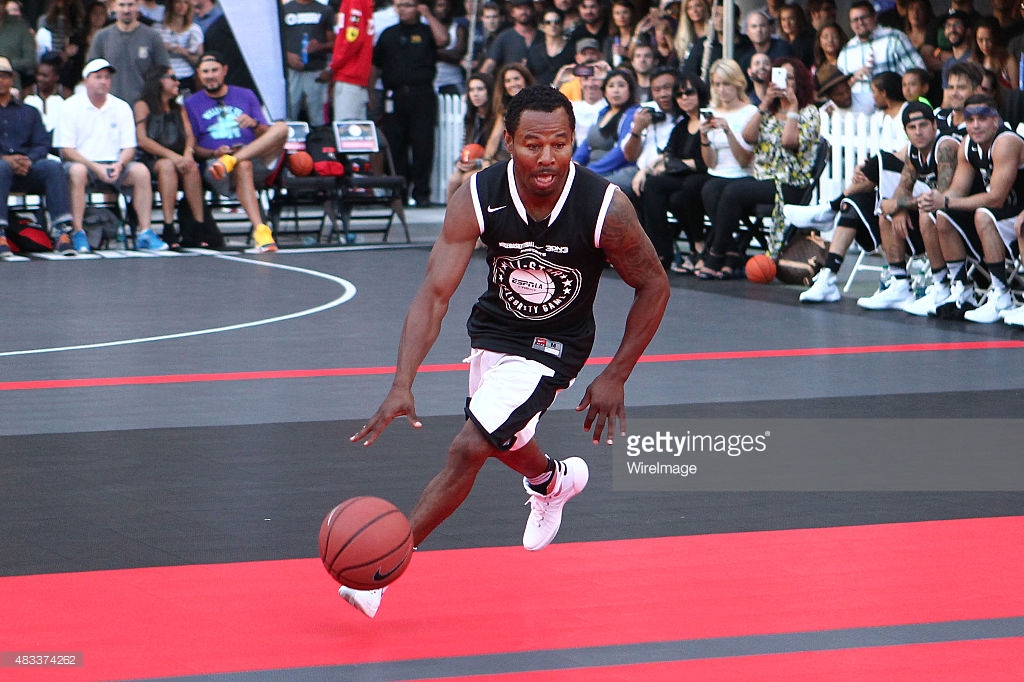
7;214;52;253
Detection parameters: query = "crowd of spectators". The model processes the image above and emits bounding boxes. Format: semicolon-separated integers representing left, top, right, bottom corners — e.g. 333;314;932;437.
4;0;1024;329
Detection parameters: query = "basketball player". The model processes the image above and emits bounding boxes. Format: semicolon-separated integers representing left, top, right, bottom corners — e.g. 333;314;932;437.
920;95;1024;323
341;86;670;618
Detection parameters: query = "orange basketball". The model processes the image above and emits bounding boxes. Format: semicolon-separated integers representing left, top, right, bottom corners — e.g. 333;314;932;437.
460;143;486;163
745;254;777;284
287;151;314;176
319;497;414;590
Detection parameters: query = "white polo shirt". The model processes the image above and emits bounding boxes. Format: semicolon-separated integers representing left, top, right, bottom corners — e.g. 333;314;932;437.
52;92;137;162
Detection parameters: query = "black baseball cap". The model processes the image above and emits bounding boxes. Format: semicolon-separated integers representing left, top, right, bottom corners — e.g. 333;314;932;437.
902;101;936;127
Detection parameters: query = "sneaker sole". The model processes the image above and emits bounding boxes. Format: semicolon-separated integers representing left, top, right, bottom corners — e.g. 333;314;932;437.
799;293;841;303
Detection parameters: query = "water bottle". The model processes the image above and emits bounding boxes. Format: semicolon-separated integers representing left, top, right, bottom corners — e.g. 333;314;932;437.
612;36;622;67
301;33;309;66
912;260;929;298
115;223;126;250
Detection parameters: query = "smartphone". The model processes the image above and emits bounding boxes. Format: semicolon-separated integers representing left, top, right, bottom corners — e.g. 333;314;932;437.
771;67;788;90
573;64;595;77
699;108;714;122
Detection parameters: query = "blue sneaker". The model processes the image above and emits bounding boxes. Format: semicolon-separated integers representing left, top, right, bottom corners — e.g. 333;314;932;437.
71;230;91;253
136;229;169;251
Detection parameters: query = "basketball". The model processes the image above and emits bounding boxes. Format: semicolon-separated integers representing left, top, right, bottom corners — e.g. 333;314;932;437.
460;143;486;164
288;151;314;176
745;254;777;284
319;496;414;590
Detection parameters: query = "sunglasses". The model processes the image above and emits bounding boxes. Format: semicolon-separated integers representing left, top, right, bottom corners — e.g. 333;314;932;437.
676;88;696;96
162;74;179;81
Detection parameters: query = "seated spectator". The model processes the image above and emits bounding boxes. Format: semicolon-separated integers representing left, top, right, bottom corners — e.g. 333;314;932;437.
629;40;656;102
571;68;641;192
0;0;35;87
736;10;792;75
672;0;711;67
971;17;1018;92
869;70;909;151
636;71;710;271
696;58;757;278
623;66;683;202
0;56;74;257
707;57;818;276
157;0;203;95
683;2;750;81
185;52;287;253
54;58;166;252
134;65;204;248
815;63;853;116
21;51;70;136
445;72;495;203
570;69;607;143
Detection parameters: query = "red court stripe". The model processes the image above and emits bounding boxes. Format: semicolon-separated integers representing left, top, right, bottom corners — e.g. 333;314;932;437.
2;340;1021;392
0;517;1021;680
421;639;1024;682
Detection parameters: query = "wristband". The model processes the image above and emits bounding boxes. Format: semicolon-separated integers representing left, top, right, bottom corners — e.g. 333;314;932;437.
629;131;642;139
786;111;800;119
944;195;949;210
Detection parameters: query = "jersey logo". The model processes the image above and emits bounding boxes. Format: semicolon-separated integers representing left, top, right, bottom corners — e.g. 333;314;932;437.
487;204;507;213
492;248;581;320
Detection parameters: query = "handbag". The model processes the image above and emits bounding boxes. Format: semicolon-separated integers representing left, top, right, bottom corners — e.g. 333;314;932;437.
776;231;829;286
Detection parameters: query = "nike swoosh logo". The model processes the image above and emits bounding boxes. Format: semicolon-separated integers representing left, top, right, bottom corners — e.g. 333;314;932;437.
373;560;405;582
487;205;507;213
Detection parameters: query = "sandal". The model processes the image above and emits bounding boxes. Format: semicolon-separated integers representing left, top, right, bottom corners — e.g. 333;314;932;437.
696;265;724;280
671;254;697;275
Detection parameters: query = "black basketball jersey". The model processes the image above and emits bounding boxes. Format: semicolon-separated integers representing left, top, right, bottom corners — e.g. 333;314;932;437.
964;130;1024;207
908;133;956;190
466;160;616;377
934;108;966;140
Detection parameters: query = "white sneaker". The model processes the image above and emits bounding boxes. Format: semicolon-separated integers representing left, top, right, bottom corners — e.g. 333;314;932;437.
783;202;837;228
799;268;840;303
934;280;979;319
522;457;589;551
902;281;950;317
857;277;914;310
1001;303;1024;326
339;586;385;618
964;287;1013;323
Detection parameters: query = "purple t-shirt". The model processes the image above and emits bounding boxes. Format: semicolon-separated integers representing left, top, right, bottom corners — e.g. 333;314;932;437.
185;87;268;151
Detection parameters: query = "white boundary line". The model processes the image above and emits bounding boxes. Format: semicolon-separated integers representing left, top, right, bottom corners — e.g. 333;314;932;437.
0;254;357;358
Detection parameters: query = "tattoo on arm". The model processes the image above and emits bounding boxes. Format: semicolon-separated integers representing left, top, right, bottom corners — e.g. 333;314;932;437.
601;192;662;284
936;143;957;192
894;162;917;205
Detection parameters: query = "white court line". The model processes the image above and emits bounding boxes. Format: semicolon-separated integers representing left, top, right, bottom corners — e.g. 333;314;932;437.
0;253;357;358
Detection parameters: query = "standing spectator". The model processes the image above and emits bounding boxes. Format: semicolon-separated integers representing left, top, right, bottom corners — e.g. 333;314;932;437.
185;52;287;253
61;0;109;92
55;58;165;252
737;10;791;74
134;65;203;248
570;0;607;46
603;0;636;69
191;0;221;35
629;41;656;102
673;0;710;66
87;0;169;104
991;0;1024;42
479;0;537;75
469;1;503;73
0;55;74;257
432;0;468;95
813;22;846;73
553;37;609;101
526;7;572;87
138;0;163;23
778;4;815;68
940;11;972;89
35;0;85;63
372;0;447;207
805;0;836;33
815;62;853;115
281;0;335;125
901;0;941;74
836;1;925;114
331;0;375;120
0;0;34;87
971;17;1018;91
157;0;203;95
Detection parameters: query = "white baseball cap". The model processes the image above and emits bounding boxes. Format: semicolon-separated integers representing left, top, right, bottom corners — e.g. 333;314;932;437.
82;58;116;79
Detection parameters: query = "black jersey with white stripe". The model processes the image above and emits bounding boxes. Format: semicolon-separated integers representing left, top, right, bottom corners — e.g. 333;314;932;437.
934;108;966;140
908;133;956;190
466;160;616;376
964;129;1024;207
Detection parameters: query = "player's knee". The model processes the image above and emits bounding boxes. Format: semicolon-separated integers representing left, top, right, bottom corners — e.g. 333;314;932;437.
447;427;491;471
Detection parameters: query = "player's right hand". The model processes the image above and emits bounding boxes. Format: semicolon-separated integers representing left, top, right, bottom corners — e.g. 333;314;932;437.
349;387;422;447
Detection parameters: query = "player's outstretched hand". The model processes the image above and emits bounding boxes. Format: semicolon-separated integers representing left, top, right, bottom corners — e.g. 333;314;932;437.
350;387;422;447
576;374;626;445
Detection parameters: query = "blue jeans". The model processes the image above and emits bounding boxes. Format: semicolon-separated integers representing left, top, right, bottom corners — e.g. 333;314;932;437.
0;158;72;226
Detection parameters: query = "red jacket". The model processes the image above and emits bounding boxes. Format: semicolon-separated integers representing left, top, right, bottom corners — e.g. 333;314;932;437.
330;0;375;87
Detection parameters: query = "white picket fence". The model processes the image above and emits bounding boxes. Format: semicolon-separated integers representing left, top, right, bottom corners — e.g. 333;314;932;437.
431;95;908;207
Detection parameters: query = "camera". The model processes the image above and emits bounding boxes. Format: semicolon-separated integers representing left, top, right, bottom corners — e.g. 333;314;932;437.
573;64;595;77
699;108;714;121
643;107;667;123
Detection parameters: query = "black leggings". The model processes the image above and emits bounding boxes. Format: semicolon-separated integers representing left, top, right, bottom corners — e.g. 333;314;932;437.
702;176;806;267
641;172;710;264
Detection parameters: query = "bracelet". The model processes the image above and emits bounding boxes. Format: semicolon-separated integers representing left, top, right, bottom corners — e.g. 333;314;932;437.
786;111;800;120
701;142;711;147
629;130;642;139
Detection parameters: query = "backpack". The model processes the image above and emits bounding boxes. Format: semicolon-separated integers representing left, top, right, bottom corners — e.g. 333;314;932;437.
6;213;52;253
305;125;345;176
177;198;224;248
83;207;121;249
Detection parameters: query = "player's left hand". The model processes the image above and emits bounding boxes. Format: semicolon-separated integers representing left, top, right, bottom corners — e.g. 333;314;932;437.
576;374;626;445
